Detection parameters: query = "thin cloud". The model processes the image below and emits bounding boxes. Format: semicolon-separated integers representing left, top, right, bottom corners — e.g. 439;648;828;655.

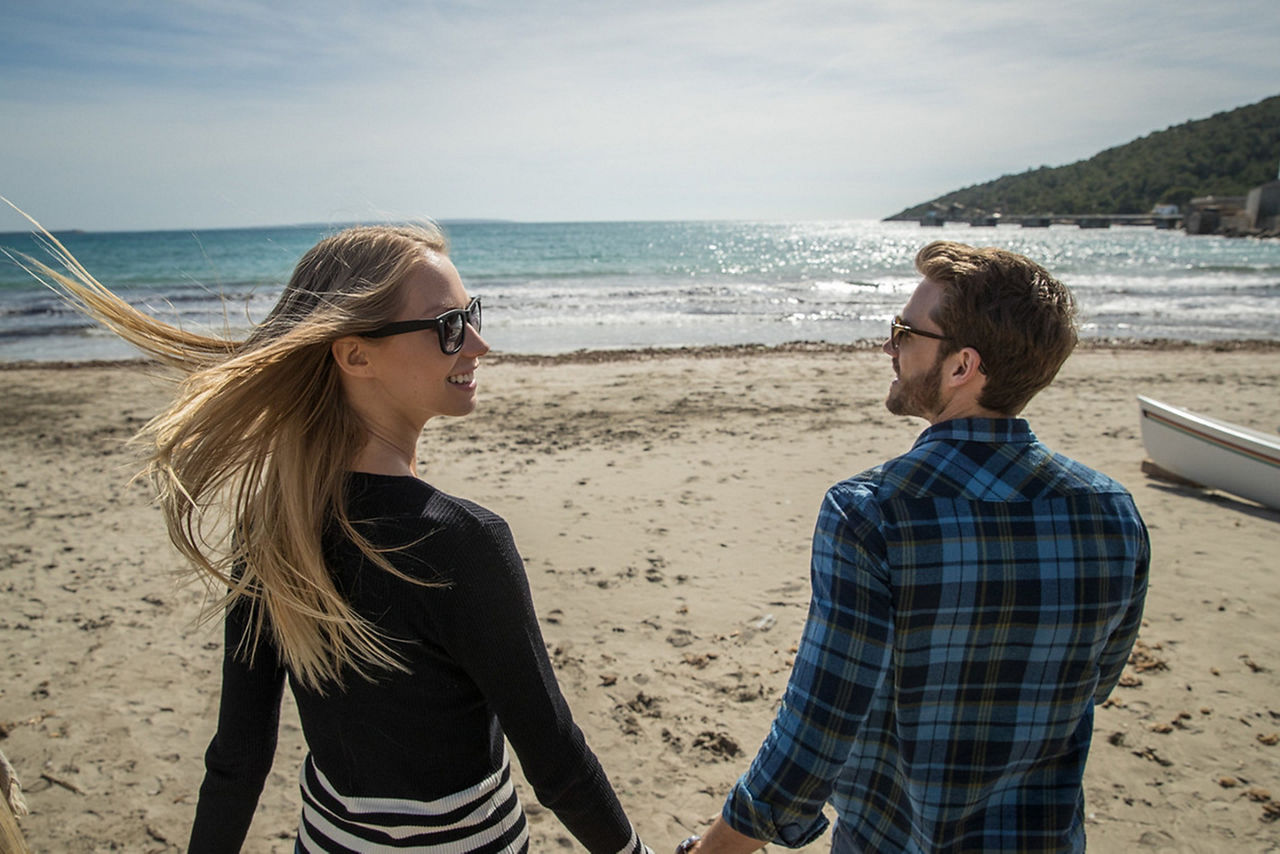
1;0;1276;229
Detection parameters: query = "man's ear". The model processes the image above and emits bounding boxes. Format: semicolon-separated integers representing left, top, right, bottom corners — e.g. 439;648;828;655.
331;336;376;378
946;347;986;388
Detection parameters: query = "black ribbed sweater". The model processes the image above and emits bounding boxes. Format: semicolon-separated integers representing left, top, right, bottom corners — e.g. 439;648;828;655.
188;472;637;853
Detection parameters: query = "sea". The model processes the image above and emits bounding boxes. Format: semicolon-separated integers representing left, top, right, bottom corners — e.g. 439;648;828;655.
2;219;1279;362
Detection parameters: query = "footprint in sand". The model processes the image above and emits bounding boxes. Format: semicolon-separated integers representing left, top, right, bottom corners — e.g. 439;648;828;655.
692;731;741;761
666;628;694;648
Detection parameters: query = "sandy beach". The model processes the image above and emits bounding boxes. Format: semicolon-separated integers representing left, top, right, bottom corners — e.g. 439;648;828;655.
2;342;1279;853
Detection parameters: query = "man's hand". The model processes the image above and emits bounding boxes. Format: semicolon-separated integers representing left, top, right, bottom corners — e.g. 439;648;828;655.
682;817;767;854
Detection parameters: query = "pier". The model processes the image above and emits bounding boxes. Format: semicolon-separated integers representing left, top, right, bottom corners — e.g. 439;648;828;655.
917;213;1183;229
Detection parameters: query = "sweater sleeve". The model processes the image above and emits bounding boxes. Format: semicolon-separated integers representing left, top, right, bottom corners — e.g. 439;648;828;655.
430;511;645;854
188;598;288;854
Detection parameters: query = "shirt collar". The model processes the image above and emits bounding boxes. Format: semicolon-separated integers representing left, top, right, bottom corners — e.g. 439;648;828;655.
912;417;1036;449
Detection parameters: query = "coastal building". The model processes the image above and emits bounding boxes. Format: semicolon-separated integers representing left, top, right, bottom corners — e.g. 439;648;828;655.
1246;181;1280;231
1185;195;1248;235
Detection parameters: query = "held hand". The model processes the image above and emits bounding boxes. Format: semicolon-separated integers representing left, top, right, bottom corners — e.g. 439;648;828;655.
684;817;766;853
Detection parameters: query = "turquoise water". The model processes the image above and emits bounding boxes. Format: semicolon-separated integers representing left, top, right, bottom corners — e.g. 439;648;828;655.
2;220;1278;361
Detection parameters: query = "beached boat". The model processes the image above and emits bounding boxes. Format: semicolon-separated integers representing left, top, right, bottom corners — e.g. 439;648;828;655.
1137;396;1280;510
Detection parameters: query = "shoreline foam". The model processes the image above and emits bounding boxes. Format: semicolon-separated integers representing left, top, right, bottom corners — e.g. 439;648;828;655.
3;335;1279;372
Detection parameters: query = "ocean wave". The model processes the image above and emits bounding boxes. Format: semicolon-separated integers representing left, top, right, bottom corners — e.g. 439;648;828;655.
813;279;887;293
1188;264;1280;275
0;300;70;318
0;320;94;339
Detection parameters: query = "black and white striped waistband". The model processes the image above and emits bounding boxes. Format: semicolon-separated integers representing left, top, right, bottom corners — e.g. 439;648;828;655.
296;750;529;853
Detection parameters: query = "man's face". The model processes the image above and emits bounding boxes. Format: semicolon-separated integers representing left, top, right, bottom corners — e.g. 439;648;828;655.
883;278;948;419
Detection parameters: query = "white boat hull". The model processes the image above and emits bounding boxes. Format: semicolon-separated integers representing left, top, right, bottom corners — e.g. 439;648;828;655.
1137;396;1280;510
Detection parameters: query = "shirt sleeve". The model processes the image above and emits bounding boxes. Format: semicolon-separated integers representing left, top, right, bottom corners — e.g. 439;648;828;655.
722;484;895;847
430;513;646;854
1094;509;1151;703
188;597;288;854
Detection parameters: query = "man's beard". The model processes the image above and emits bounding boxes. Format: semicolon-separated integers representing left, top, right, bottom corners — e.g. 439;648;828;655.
885;354;944;418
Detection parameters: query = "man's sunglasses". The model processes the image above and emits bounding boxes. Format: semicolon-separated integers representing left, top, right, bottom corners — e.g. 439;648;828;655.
888;315;950;351
360;298;481;354
889;314;987;373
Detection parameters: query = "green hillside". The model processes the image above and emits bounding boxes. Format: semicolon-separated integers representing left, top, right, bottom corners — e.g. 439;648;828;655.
885;94;1280;220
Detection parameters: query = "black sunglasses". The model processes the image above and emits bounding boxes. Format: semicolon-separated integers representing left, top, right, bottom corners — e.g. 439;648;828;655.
889;314;988;374
360;297;481;354
889;314;950;351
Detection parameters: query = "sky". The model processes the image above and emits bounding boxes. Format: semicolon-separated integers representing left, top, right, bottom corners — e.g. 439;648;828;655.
0;0;1277;232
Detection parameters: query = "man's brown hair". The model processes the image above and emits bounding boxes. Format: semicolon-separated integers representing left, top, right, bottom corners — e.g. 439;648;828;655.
915;240;1077;415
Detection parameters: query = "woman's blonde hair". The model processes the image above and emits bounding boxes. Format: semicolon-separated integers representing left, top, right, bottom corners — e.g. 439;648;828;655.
5;204;449;691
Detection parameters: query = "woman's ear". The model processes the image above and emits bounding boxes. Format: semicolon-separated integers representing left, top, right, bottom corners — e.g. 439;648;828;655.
331;336;375;378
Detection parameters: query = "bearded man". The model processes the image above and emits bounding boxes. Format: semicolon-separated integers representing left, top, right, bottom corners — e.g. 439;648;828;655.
682;241;1150;854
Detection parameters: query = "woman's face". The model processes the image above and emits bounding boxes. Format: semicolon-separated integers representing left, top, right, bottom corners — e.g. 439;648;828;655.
364;250;489;427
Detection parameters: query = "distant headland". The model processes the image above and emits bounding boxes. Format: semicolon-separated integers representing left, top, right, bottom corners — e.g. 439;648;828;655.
884;94;1280;238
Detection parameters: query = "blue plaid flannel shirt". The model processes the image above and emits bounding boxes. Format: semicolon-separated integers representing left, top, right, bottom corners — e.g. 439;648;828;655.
723;418;1149;852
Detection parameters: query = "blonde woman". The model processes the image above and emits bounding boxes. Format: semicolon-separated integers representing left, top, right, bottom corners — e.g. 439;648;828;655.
10;214;651;854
